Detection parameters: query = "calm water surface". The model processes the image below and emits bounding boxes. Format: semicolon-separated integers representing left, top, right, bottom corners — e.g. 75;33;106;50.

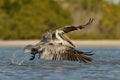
0;47;120;80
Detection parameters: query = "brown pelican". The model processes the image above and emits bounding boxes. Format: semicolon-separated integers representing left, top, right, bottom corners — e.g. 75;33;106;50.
24;18;93;50
24;18;93;62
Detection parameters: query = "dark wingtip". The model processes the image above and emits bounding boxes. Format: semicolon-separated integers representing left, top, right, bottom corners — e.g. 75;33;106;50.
84;18;93;26
80;56;93;63
85;53;94;56
78;18;94;29
89;18;94;23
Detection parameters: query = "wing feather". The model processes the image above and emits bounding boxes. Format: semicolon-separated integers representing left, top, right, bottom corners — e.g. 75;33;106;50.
40;45;93;63
59;18;93;33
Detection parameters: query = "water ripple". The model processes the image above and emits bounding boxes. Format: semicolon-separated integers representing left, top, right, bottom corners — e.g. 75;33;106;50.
0;47;120;80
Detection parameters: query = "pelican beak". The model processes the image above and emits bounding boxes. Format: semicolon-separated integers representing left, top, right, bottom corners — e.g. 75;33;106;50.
30;52;36;60
58;33;75;47
29;48;38;60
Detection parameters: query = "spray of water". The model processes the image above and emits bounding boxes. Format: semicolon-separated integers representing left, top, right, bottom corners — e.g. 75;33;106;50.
11;51;30;65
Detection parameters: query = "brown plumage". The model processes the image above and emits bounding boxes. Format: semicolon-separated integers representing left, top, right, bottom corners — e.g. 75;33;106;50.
59;18;93;33
39;45;93;63
24;18;94;63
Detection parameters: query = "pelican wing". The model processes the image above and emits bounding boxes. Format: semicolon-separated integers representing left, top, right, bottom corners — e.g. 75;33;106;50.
59;18;93;33
40;45;93;63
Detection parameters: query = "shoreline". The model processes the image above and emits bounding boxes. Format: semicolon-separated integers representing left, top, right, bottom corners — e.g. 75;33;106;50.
0;40;120;47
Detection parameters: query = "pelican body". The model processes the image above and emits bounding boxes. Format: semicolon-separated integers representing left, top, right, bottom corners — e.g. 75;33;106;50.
24;18;93;63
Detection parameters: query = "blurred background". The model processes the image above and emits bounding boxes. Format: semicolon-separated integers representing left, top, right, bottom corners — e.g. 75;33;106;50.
0;0;120;40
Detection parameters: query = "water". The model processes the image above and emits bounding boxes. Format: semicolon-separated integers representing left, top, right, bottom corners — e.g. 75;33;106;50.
0;47;120;80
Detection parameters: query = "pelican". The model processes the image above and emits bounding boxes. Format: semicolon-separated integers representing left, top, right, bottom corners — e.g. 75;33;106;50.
24;18;93;51
24;18;93;63
27;43;93;63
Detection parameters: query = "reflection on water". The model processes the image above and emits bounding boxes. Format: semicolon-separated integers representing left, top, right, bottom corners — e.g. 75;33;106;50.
0;47;120;80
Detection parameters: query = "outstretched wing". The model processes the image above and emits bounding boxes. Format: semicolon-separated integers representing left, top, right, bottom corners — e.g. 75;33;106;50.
59;18;93;33
40;45;93;63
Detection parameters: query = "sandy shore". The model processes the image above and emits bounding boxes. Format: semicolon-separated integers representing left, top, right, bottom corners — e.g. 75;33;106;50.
0;40;120;47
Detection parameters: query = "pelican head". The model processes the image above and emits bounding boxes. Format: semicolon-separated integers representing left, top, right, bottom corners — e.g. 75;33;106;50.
56;30;75;47
24;45;39;60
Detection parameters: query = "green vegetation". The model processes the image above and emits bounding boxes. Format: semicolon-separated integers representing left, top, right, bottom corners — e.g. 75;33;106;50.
0;0;120;40
0;0;72;40
59;0;120;39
